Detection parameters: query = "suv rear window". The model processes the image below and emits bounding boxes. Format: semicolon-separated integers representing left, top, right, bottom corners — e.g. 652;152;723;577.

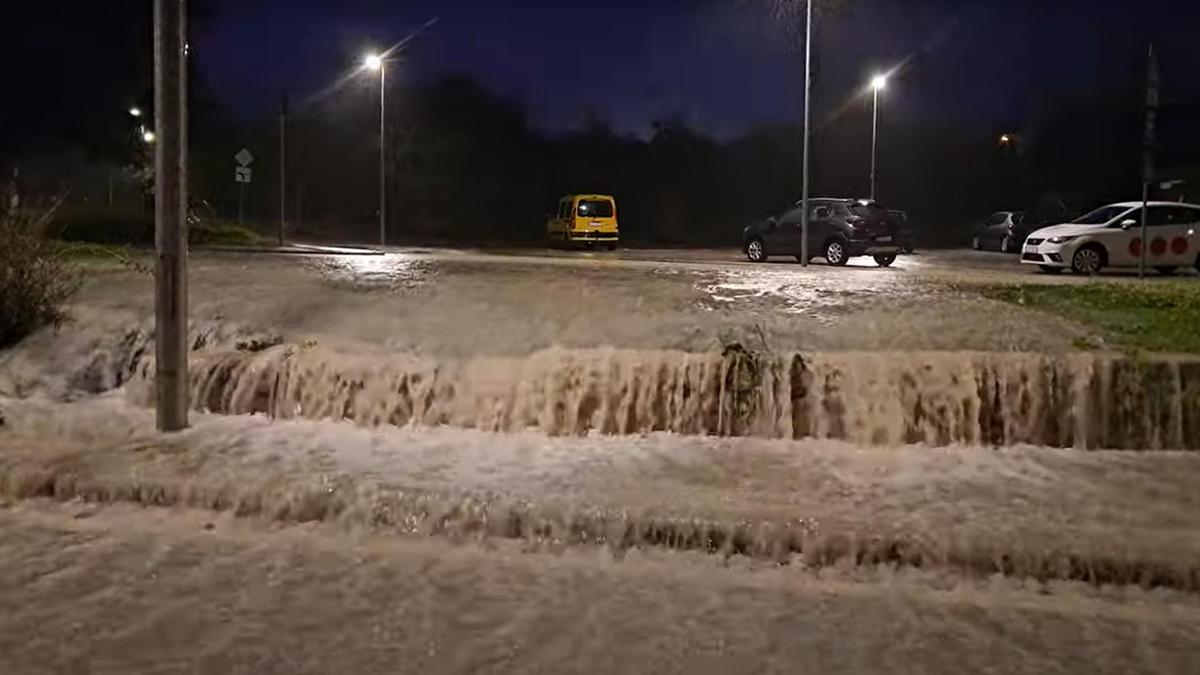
849;202;888;219
577;199;613;218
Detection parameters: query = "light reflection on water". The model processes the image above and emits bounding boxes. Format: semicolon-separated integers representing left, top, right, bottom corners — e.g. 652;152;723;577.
311;253;434;290
696;258;924;316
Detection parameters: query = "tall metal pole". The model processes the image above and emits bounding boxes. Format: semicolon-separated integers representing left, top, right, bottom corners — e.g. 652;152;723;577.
279;93;287;246
379;64;387;247
799;0;813;266
153;0;188;431
870;86;879;201
1139;180;1150;278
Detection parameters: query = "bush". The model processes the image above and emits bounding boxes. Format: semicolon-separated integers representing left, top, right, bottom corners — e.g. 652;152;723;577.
1;202;81;348
55;209;155;245
55;207;263;247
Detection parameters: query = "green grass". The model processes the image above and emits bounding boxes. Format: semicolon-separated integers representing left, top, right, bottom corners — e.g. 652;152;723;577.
980;281;1200;353
190;220;265;246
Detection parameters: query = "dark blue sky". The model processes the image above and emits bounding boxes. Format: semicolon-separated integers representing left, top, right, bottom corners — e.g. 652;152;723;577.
193;0;1199;139
3;0;1196;155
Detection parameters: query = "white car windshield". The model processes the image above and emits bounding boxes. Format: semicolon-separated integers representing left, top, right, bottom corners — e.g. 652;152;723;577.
1071;205;1132;225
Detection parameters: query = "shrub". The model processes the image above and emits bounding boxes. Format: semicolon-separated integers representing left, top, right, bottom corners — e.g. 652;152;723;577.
1;201;81;348
55;209;155;245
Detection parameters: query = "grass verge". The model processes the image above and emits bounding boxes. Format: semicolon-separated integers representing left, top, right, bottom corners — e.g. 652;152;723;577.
979;281;1200;353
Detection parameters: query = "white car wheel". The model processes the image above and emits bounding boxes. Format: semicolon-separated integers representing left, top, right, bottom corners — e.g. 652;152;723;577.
1071;246;1103;275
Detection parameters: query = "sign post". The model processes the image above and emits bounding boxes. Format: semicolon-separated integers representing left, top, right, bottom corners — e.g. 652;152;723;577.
234;148;254;226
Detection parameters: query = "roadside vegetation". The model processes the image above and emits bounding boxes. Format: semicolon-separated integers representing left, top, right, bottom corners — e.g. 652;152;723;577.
0;201;81;348
55;208;264;247
979;282;1200;353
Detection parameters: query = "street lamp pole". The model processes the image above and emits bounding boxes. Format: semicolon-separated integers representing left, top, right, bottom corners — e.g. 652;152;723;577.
365;53;387;246
379;62;386;247
799;0;813;267
869;74;887;201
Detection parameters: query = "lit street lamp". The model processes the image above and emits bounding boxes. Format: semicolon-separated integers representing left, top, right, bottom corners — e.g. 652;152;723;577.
869;74;888;201
142;130;156;144
364;52;387;247
129;106;143;118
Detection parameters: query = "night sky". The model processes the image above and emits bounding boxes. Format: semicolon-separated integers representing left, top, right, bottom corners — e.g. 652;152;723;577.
195;0;1199;137
3;0;1199;151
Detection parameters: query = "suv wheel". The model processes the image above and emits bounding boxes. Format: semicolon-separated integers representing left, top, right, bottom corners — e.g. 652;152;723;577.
971;236;981;250
824;239;849;266
1071;245;1105;275
873;253;896;267
1000;235;1012;253
745;238;767;263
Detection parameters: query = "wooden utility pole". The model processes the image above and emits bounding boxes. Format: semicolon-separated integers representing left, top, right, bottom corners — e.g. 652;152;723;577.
154;0;188;431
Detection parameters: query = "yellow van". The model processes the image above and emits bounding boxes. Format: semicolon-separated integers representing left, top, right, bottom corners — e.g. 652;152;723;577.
546;194;619;249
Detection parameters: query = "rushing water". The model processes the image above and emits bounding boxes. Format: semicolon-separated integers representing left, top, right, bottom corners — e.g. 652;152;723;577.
106;336;1200;450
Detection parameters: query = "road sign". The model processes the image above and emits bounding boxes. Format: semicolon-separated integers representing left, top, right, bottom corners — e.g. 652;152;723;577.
235;148;254;167
235;166;252;183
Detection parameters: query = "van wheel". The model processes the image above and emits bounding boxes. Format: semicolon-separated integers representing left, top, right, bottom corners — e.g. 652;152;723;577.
606;242;618;251
824;239;849;266
745;238;767;262
873;254;896;267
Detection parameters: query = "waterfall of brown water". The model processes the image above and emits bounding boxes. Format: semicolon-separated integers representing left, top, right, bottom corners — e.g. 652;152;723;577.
127;345;1200;449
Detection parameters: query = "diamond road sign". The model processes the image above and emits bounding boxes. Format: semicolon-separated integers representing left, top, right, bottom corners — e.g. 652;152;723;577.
234;148;254;166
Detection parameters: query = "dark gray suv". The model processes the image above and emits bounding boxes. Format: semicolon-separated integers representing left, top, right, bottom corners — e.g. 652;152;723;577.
742;198;902;266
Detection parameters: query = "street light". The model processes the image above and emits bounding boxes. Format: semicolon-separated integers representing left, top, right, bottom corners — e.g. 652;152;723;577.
142;130;156;144
869;74;888;201
364;52;386;246
129;106;143;118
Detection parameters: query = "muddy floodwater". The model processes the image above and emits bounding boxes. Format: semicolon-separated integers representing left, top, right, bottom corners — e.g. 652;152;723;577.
2;248;1199;673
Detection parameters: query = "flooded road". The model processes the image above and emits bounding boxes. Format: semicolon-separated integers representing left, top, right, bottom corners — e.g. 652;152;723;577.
60;247;1105;359
3;246;1199;673
5;501;1197;675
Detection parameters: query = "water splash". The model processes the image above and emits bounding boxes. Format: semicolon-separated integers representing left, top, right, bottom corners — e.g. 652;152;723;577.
125;344;1200;450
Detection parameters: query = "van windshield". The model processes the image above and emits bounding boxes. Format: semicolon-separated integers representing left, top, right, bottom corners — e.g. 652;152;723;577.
577;200;614;218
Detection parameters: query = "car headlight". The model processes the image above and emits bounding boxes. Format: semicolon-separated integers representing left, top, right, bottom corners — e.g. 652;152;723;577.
1047;235;1077;244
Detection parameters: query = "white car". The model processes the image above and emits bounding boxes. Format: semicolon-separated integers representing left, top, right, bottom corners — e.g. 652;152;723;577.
1021;201;1200;275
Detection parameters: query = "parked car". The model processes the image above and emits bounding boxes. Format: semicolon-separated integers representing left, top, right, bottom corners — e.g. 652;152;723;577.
743;198;902;267
1021;201;1200;275
970;211;1030;253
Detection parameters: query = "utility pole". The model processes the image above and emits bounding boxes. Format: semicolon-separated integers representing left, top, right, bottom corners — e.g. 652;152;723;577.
279;92;288;246
799;0;813;266
153;0;188;431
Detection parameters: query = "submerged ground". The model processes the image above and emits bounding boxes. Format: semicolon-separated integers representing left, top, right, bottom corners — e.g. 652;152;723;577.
2;246;1198;673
